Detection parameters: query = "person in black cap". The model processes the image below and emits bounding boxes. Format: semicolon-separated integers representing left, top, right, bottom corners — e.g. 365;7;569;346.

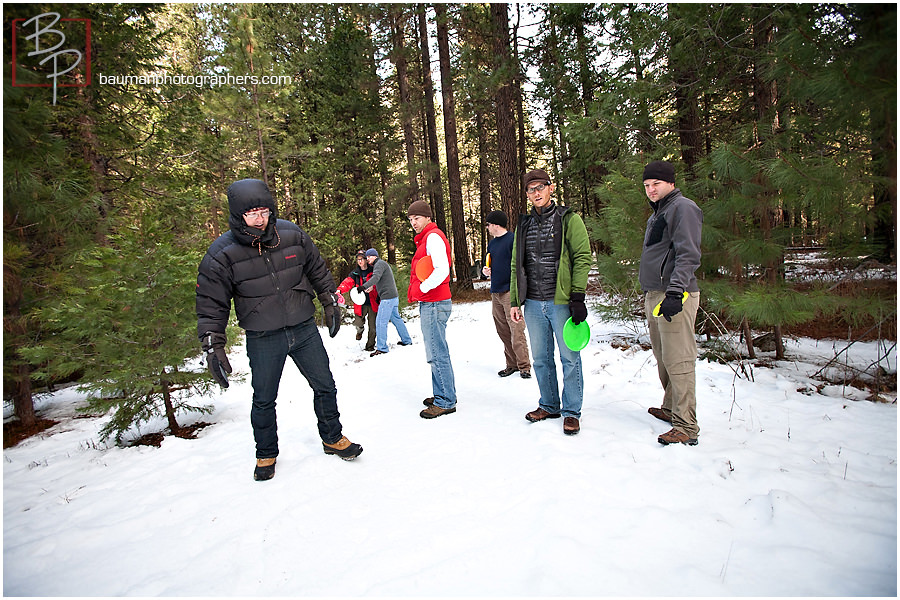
639;160;703;446
337;250;378;352
509;168;592;436
359;247;412;356
483;210;531;379
196;179;362;481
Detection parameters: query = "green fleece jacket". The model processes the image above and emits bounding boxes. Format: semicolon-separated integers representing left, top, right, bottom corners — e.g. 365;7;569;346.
509;205;592;307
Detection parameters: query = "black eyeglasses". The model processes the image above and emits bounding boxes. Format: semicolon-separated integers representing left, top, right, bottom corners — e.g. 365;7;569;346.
526;183;549;195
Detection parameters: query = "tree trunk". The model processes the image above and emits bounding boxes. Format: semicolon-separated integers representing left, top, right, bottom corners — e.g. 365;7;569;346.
773;325;785;361
390;7;419;207
161;376;180;433
628;6;655;155
752;10;787;355
4;255;36;426
546;12;571;206
491;3;520;222
13;362;36;426
240;10;271;189
858;4;897;263
512;4;527;198
364;13;396;264
418;5;447;234
669;5;705;180
476;109;492;260
741;318;756;360
435;3;471;290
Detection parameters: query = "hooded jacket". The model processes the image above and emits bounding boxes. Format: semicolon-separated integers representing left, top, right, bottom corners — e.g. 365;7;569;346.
196;179;336;337
509;204;591;307
638;188;702;294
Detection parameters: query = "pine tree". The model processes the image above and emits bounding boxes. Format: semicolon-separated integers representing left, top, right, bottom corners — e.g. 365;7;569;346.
24;204;218;443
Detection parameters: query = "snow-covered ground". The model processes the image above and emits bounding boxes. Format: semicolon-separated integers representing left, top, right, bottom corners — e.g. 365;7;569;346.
4;299;897;596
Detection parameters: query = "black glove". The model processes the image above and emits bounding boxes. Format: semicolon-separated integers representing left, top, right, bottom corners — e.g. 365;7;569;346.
569;292;587;325
319;292;341;338
657;291;686;322
356;285;365;294
202;332;232;388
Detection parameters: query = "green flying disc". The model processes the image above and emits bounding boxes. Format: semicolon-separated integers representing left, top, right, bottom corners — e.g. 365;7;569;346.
563;318;590;352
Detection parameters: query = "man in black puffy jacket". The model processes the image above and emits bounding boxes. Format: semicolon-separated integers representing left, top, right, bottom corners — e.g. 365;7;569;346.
196;179;362;481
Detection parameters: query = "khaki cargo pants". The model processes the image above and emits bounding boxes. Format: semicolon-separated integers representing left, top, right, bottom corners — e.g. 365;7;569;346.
644;291;700;438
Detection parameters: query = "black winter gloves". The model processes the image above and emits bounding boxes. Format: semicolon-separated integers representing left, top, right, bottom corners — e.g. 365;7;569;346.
202;332;232;388
319;292;341;338
569;292;587;325
656;291;687;322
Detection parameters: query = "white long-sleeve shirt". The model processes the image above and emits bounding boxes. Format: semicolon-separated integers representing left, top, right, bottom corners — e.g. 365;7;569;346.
420;231;450;293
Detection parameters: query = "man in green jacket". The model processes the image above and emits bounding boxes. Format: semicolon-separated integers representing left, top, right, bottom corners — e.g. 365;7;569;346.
510;168;592;435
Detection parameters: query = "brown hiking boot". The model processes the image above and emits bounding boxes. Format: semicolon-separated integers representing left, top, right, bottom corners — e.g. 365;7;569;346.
648;406;672;423
423;397;435;406
254;457;276;481
525;407;561;422
323;436;363;460
420;404;456;419
658;428;698;446
563;417;580;435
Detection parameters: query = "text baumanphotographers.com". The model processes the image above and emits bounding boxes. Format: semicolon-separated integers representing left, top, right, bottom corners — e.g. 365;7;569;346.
97;73;293;88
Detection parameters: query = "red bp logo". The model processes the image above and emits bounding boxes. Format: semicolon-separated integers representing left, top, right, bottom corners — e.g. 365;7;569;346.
11;12;92;104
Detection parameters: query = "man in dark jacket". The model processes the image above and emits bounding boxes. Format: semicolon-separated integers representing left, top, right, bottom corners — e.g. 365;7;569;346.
196;179;362;481
483;210;530;379
639;160;703;446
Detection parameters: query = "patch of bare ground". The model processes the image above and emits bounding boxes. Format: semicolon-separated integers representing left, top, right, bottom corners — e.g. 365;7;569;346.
129;422;213;448
3;418;58;449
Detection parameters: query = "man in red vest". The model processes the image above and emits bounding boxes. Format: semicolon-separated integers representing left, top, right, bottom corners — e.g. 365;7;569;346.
407;200;458;419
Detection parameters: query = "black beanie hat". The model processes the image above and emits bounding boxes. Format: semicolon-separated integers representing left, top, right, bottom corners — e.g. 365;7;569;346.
642;160;675;183
486;210;508;228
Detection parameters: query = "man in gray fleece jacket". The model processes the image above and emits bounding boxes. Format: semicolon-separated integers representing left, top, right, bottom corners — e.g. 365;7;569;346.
360;248;412;356
639;160;703;446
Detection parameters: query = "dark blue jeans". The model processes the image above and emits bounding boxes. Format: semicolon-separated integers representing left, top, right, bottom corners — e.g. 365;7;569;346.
245;318;343;459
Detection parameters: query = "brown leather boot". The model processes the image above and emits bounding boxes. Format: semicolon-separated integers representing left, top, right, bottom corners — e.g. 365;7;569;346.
563;417;580;435
525;407;561;422
648;406;672;423
658;428;698;446
323;436;363;460
420;404;456;419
